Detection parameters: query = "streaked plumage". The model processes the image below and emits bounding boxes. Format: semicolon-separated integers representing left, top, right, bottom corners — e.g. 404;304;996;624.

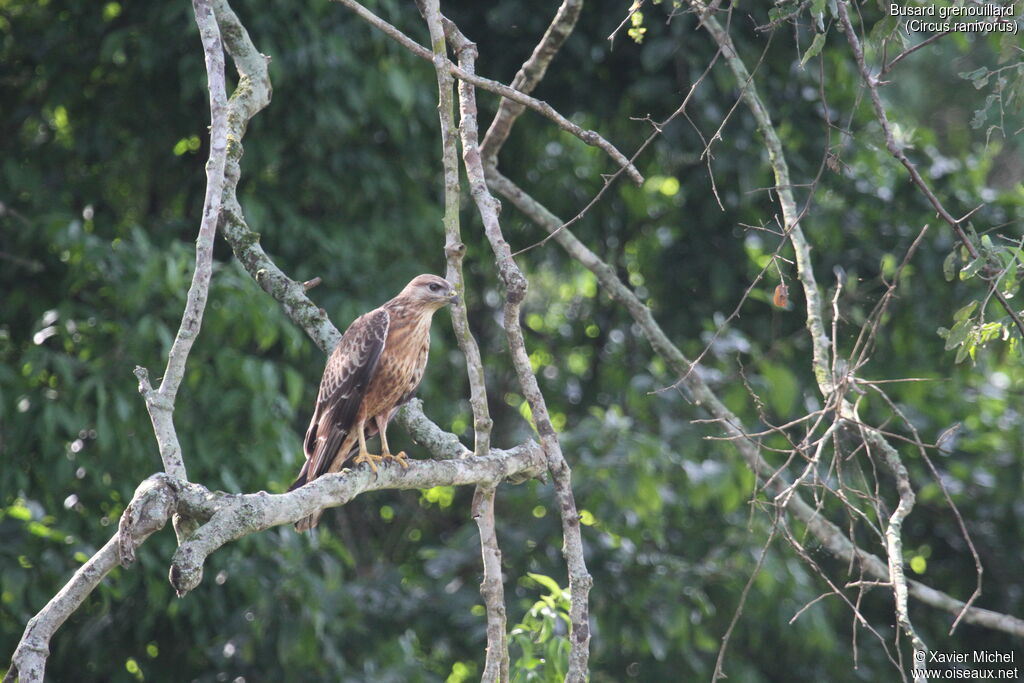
290;274;457;531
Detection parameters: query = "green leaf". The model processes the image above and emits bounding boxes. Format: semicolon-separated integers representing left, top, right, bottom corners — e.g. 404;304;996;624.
800;33;826;68
944;319;972;351
955;341;971;363
958;67;990;89
760;362;798;416
953;301;977;323
960;256;986;280
526;573;563;596
942;251;958;282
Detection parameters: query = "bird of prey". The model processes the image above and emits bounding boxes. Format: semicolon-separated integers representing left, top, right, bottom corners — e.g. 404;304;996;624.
289;274;458;531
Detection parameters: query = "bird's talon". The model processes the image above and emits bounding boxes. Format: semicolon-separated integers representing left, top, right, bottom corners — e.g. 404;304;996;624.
353;452;384;474
389;451;409;469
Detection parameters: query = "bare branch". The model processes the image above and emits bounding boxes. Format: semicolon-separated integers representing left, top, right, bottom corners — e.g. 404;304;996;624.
439;18;594;679
212;3;343;357
485;170;1024;638
472;485;510;682
168;445;545;597
5;537;121;683
394;397;474;460
480;0;583;160
687;0;834;397
419;0;492;459
863;428;929;667
135;0;229;483
419;4;505;678
880;29;953;76
5;475;178;683
332;0;642;185
836;0;1024;339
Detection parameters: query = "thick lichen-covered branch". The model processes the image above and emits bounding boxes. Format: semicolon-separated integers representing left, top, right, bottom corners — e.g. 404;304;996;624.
168;445;545;596
4;473;181;683
3;432;543;681
211;0;341;357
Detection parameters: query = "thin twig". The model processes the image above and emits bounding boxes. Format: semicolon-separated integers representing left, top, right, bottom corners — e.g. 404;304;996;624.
486;169;1024;638
836;1;1024;340
687;0;835;397
712;523;778;681
880;30;953;76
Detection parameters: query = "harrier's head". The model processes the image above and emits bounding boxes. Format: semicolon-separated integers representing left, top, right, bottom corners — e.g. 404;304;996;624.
399;274;459;310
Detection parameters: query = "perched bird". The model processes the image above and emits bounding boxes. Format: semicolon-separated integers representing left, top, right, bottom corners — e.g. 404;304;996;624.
289;274;458;531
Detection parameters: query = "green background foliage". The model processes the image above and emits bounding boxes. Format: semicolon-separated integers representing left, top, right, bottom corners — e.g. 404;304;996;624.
2;0;1022;681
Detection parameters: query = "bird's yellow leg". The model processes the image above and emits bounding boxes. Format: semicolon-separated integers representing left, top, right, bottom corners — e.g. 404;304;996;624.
351;421;384;474
376;415;408;469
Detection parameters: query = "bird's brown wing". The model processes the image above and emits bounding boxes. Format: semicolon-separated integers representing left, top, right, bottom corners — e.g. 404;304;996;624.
290;308;389;489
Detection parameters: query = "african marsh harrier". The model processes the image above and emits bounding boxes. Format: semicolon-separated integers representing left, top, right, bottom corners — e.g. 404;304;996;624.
289;274;458;531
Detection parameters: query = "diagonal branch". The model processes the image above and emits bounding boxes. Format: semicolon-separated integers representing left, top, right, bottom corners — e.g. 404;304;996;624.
332;0;642;185
687;0;834;397
485;169;1024;638
479;0;583;160
4;475;179;683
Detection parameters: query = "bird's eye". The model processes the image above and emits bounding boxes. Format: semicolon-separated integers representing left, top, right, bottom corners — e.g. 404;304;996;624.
428;283;443;293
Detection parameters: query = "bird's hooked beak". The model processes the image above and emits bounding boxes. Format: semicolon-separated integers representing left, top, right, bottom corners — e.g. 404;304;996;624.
449;290;461;306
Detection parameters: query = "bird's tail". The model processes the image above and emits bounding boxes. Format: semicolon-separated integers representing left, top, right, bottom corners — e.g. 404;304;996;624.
294;510;322;532
287;459;310;492
288;461;319;531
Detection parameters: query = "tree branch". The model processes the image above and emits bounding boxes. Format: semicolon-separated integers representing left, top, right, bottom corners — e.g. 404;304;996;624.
168;445;545;597
687;0;834;396
135;0;229;483
212;1;341;357
419;3;506;678
332;0;642;185
472;485;509;682
836;0;1024;339
4;475;180;683
440;22;593;680
867;428;929;677
419;0;492;459
479;0;583;161
485;169;1024;638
